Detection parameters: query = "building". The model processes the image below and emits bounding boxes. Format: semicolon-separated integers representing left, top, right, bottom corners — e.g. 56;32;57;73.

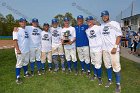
116;0;140;32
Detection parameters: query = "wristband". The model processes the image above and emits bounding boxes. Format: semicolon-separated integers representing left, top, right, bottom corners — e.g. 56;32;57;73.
114;44;118;48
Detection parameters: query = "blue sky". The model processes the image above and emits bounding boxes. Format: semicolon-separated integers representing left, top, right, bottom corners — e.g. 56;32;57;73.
0;0;134;25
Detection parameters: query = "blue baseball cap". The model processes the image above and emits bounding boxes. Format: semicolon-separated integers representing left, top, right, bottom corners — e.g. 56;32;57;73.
101;10;109;17
19;18;27;22
52;18;58;24
43;22;49;26
77;15;83;19
63;17;70;21
86;16;94;21
32;18;38;23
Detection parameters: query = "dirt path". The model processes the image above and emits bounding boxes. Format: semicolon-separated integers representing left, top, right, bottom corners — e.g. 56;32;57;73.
0;40;14;49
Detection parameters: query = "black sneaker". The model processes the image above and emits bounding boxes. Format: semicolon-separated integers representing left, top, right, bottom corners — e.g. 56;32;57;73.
115;84;121;93
24;72;31;78
16;77;23;84
90;75;97;81
31;71;34;76
105;80;112;88
37;70;41;76
66;68;72;74
98;78;103;85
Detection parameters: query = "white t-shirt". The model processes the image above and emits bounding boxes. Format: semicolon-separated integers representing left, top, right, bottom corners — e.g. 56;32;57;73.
86;25;102;52
41;31;52;52
50;27;62;48
100;21;122;51
61;26;76;49
26;26;42;49
13;27;29;53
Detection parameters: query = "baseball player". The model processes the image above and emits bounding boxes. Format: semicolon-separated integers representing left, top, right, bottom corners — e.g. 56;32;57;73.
13;18;30;84
85;16;103;85
100;10;122;93
75;15;90;75
41;23;52;74
61;17;78;75
26;18;42;76
50;19;65;72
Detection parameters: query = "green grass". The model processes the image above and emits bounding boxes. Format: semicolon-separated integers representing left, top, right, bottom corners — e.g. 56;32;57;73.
0;49;140;93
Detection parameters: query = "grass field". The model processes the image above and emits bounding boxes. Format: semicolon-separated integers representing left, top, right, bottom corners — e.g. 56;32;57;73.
0;49;140;93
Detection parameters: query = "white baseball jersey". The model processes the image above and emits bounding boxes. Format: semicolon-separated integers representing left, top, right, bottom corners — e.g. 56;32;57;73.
50;27;62;48
26;26;42;49
61;26;76;49
13;27;29;53
86;25;102;52
100;21;122;51
41;31;52;52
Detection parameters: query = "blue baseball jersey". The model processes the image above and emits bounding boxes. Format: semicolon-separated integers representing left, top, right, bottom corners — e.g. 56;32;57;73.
75;24;89;47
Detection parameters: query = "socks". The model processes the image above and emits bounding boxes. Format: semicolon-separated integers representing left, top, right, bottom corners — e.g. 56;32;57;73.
30;62;35;72
92;65;97;76
42;63;45;70
86;63;90;72
16;68;21;79
37;61;41;71
97;67;102;78
67;61;72;69
48;63;52;69
115;72;121;85
23;66;28;75
73;61;77;70
80;61;85;71
107;68;112;81
61;62;65;69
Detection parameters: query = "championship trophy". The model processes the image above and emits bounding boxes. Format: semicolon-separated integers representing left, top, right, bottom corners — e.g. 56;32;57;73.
63;30;70;44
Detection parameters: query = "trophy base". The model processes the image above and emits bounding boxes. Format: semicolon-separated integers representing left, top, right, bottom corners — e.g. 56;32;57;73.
63;40;70;45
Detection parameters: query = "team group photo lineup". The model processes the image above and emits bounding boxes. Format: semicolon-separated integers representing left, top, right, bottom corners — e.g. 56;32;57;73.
13;10;122;93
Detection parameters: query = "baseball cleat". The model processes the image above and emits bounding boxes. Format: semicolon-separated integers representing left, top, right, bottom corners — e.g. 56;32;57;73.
24;72;31;78
31;71;34;76
115;84;121;93
81;70;85;75
105;80;112;88
62;68;65;72
54;68;59;72
37;70;41;76
98;78;103;85
90;75;97;81
42;69;45;75
16;77;23;84
48;68;52;72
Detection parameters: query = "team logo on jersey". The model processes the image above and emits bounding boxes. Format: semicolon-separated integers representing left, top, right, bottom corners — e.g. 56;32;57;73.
32;29;40;35
102;26;110;35
89;30;96;38
25;31;29;38
42;34;49;41
52;30;59;37
81;27;85;30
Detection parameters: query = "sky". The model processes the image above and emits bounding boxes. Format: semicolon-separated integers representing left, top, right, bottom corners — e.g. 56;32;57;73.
0;0;134;25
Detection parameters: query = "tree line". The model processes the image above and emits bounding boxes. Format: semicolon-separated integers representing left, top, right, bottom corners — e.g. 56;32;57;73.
0;12;77;36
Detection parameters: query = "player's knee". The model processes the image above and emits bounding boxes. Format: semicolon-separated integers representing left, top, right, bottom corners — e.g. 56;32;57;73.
95;64;102;69
16;63;22;68
85;60;90;64
72;57;77;62
113;66;121;72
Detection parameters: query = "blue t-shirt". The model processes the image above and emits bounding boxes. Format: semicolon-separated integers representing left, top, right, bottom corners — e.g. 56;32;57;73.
75;24;89;47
